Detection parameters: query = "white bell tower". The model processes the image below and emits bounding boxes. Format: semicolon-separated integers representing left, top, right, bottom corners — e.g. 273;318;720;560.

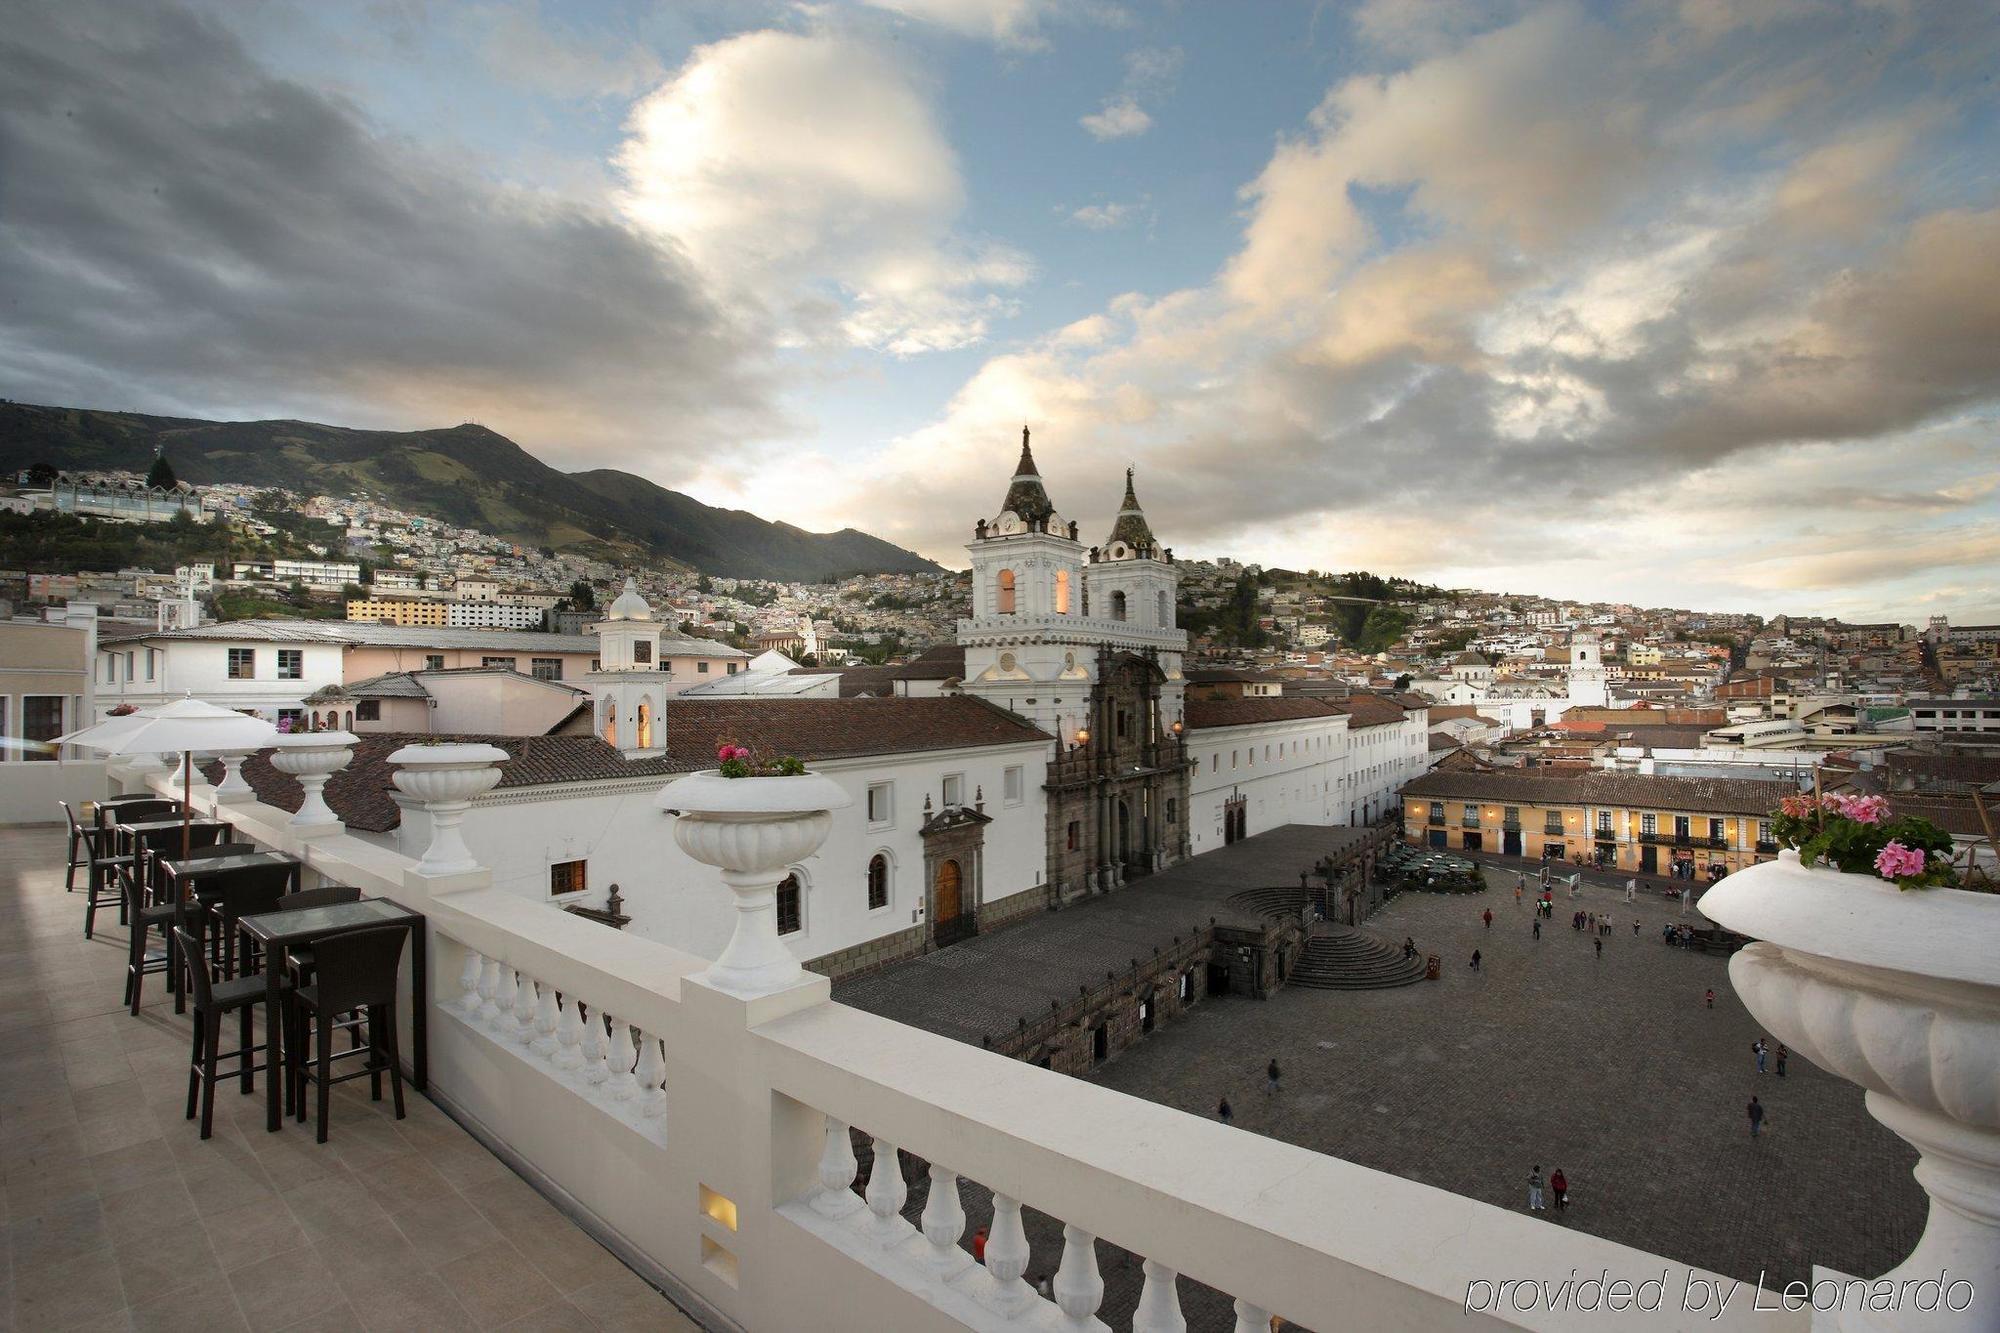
588;576;668;757
1568;630;1609;709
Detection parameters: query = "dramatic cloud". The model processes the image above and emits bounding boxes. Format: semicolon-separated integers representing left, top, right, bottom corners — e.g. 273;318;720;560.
827;2;2000;622
617;29;1030;355
0;0;771;464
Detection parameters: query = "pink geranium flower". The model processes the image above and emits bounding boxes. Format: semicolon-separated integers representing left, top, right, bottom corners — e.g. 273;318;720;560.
1829;793;1890;825
1874;841;1925;881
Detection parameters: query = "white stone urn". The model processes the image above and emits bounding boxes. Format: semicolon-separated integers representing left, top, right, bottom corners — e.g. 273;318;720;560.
1700;850;2000;1330
209;749;257;803
658;769;852;996
268;730;358;829
389;743;509;875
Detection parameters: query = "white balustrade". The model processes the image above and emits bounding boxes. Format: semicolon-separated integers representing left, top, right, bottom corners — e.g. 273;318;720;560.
811;1117;862;1219
553;995;584;1070
490;965;516;1031
611;1020;639;1102
1132;1259;1185;1333
983;1193;1035;1316
1231;1298;1271;1333
512;973;537;1044
1053;1224;1105;1328
864;1138;910;1245
919;1166;970;1278
530;986;560;1057
457;949;484;1017
636;1032;666;1120
584;1009;610;1086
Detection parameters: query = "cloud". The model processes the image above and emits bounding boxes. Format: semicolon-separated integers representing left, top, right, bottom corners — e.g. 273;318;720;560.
475;1;664;99
617;29;1029;355
860;0;1125;49
1080;45;1182;141
0;0;771;464
817;3;2000;624
1069;202;1136;230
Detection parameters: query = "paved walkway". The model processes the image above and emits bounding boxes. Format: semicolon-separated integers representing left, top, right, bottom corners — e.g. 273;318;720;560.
836;824;1379;1043
0;826;701;1332
1087;870;1924;1292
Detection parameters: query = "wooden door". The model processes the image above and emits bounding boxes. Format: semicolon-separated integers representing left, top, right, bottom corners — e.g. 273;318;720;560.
935;859;962;923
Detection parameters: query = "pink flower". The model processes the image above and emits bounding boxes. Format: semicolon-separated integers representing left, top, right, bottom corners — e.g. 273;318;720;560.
730;745;751;761
717;744;732;760
1829;793;1891;825
1874;841;1925;881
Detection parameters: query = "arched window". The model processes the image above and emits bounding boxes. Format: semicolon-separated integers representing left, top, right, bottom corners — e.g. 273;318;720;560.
867;854;889;910
1157;590;1169;626
996;568;1016;614
603;702;617;748
776;873;802;935
636;700;651;750
1110;590;1127;621
1054;569;1070;614
343;709;353;731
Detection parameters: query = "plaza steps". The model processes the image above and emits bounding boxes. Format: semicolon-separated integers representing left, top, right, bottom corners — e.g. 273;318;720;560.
1286;927;1426;991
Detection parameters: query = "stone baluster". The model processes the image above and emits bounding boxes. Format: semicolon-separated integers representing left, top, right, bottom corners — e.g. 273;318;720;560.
388;743;510;875
982;1193;1034;1316
635;1032;666;1120
1053;1224;1105;1328
609;1020;639;1102
1231;1298;1272;1333
491;966;517;1032
583;1009;610;1086
456;949;485;1017
553;995;585;1070
809;1116;862;1218
512;973;537;1044
1133;1259;1186;1333
212;749;257;804
530;985;560;1057
864;1138;908;1244
919;1166;971;1277
474;956;501;1024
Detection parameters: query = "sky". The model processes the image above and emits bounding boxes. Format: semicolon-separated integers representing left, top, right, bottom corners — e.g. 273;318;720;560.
2;0;1997;622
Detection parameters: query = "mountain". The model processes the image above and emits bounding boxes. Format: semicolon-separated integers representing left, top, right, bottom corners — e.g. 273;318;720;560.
0;402;938;581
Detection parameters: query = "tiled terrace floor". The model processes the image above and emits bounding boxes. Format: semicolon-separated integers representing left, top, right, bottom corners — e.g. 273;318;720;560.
0;825;702;1332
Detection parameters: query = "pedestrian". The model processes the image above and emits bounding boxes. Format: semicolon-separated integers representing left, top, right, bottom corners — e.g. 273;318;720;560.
1625;877;1636;904
1515;883;1523;907
1267;1058;1282;1095
1483;908;1493;930
1587;911;1596;932
1747;1095;1766;1138
1218;1098;1233;1125
1633;919;1640;936
1470;949;1482;971
1705;988;1715;1009
1594;937;1602;959
1549;1168;1568;1211
1775;1045;1788;1078
1528;1164;1545;1211
1532;918;1541;940
1602;912;1612;936
1754;1038;1767;1074
973;1227;988;1262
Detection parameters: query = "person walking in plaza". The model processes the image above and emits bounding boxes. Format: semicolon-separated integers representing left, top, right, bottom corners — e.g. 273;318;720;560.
1549;1168;1569;1211
1633;918;1641;936
1601;911;1612;937
1470;948;1482;971
1483;908;1493;930
1594;937;1602;958
1528;1165;1545;1211
1754;1038;1768;1074
1515;881;1523;908
1747;1096;1766;1138
1705;987;1715;1009
1266;1058;1282;1095
1775;1044;1788;1078
1532;917;1541;940
1218;1098;1233;1125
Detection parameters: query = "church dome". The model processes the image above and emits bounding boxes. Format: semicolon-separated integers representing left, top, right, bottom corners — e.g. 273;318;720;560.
1103;468;1158;557
605;575;653;621
996;427;1056;528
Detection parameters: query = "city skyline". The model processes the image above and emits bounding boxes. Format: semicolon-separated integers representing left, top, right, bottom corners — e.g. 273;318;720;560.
2;0;1997;625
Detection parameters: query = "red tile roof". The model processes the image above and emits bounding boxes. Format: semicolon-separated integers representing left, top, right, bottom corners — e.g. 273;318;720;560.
1186;698;1346;729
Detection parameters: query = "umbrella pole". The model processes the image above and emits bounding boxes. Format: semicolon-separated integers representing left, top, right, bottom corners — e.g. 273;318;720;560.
181;750;192;860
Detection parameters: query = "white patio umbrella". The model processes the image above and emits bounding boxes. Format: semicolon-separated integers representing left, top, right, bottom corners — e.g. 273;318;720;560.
63;697;278;858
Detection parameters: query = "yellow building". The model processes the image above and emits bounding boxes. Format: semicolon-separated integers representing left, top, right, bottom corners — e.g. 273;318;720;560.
345;596;449;627
1401;770;1795;878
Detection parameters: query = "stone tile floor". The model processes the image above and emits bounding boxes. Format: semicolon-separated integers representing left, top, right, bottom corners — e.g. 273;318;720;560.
1086;866;1924;1298
0;826;702;1332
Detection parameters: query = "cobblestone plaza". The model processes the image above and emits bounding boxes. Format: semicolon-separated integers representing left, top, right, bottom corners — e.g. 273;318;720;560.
1086;863;1925;1294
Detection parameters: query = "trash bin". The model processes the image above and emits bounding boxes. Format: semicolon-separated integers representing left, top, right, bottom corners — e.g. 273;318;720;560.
1425;954;1441;981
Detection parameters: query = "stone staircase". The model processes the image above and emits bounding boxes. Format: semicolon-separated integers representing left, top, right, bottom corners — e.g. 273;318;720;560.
1287;926;1426;991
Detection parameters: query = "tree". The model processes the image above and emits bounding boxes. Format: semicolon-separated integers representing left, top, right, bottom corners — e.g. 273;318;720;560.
696;574;713;594
569;580;596;612
25;461;57;487
146;452;178;490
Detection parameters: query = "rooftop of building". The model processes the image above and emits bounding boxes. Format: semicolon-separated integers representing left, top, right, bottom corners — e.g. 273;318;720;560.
1402;768;1800;815
98;617;749;657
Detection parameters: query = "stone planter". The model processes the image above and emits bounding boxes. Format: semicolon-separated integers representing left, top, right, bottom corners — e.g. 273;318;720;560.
658;769;852;996
1700;850;1999;1329
268;731;357;830
210;749;257;803
389;743;509;875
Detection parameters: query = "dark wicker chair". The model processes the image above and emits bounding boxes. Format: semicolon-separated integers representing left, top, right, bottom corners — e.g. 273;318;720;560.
289;925;408;1143
172;927;286;1140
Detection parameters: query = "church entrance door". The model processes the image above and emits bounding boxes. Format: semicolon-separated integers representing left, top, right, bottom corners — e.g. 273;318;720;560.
933;858;975;947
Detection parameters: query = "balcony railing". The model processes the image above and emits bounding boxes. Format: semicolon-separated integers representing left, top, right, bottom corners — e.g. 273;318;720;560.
1426;813;1444;826
1639;831;1662;844
1708;836;1729;849
1673;833;1692;846
1501;819;1521;831
1460;818;1480;829
112;749;1825;1333
1756;840;1779;854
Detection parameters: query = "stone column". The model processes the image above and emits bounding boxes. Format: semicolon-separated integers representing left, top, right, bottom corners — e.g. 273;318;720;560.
388;743;509;873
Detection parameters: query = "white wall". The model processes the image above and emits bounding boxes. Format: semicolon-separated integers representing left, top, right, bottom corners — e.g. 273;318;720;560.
434;741;1053;966
0;758;109;825
1189;714;1350;850
97;637;347;718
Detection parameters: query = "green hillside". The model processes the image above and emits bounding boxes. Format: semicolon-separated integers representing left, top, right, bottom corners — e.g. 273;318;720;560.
0;402;938;581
